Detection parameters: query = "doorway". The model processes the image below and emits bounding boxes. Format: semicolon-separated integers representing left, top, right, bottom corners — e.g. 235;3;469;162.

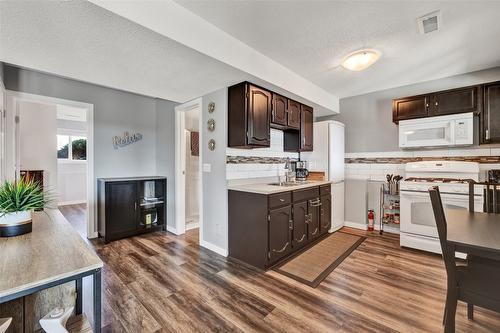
8;91;95;239
175;98;203;241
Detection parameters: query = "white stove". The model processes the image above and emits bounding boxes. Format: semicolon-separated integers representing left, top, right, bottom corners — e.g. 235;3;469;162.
399;161;483;254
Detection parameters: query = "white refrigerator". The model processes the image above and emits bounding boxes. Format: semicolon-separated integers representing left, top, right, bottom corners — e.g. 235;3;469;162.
302;120;345;232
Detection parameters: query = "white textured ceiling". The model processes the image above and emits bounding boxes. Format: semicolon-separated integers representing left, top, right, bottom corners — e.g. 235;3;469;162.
0;1;249;104
175;0;500;98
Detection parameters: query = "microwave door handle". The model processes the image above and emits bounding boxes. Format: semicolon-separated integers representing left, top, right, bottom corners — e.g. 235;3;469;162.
448;121;455;144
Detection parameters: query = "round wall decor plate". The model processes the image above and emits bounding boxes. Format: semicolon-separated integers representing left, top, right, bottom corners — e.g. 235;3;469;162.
208;102;215;113
208;139;216;151
207;119;216;132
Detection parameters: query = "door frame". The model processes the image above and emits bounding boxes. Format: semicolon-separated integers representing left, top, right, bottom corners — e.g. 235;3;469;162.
0;79;5;183
7;91;97;238
174;98;203;239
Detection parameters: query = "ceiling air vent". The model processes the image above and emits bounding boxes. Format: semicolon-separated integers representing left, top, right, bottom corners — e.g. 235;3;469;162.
417;10;442;34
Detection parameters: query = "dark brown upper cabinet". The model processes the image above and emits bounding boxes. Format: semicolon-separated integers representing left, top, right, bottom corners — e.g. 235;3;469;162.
392;95;431;122
393;85;481;123
228;82;271;148
481;81;500;144
300;105;314;151
287;99;301;129
271;93;288;127
229;81;313;150
431;86;481;117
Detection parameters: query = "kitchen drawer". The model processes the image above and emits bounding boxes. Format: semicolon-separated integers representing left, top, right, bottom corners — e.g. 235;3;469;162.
293;187;320;203
320;184;331;196
269;192;291;208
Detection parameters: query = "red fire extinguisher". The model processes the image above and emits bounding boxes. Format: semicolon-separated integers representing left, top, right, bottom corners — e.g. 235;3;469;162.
367;210;375;232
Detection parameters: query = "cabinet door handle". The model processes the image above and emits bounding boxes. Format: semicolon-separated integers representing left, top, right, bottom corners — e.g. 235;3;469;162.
272;242;289;254
289;220;293;230
280;198;285;202
135;202;137;211
435;101;439;106
297;234;306;243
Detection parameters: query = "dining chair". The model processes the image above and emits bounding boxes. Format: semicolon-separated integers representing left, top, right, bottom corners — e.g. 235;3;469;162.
468;180;500;213
429;186;500;333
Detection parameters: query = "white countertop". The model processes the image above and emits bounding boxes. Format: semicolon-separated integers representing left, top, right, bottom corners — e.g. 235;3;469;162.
227;180;332;195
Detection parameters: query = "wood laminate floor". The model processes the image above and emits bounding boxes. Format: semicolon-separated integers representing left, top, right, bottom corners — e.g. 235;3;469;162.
60;205;500;332
59;203;87;239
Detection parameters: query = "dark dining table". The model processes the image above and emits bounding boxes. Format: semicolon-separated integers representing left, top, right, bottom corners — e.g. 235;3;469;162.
444;207;500;333
446;207;500;261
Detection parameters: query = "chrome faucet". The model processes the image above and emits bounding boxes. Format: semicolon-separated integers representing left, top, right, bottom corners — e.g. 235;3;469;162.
283;158;295;183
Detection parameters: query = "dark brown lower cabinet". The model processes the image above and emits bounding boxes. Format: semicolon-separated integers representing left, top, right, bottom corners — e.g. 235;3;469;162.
307;198;320;241
292;201;308;249
320;195;331;235
268;206;292;264
228;184;332;269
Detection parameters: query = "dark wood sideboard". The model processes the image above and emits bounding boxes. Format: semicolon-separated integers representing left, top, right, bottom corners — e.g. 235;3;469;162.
98;176;166;243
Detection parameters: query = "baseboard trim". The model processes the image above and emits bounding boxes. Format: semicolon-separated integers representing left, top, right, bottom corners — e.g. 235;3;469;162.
200;240;228;257
344;221;367;230
87;231;99;239
166;225;181;235
58;200;87;206
328;224;344;233
185;222;200;230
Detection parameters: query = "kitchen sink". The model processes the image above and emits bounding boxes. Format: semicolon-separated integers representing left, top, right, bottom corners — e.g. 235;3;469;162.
267;181;311;187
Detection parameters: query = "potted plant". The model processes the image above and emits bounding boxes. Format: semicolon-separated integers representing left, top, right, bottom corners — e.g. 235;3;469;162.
0;178;51;237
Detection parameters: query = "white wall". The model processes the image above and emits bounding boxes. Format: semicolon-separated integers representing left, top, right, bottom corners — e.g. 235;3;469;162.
19;100;57;190
226;129;299;180
57;161;86;205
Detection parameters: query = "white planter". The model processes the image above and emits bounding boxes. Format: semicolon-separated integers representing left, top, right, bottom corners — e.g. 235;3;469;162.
0;211;33;237
0;211;32;225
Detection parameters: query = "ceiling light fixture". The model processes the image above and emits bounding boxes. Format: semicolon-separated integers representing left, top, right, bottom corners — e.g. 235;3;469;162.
341;49;381;71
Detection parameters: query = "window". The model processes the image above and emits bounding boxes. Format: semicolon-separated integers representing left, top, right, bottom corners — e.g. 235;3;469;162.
57;134;87;161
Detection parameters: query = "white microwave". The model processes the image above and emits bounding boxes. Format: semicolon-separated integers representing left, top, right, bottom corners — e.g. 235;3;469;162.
399;112;474;148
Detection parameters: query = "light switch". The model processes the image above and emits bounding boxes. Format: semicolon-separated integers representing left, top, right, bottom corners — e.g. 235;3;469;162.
203;163;212;173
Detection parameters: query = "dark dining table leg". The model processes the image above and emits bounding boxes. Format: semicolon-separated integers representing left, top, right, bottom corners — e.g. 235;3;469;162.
93;268;102;333
75;277;83;315
467;303;474;320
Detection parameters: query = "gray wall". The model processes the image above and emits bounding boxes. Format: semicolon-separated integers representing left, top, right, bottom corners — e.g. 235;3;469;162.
3;64;177;232
201;88;228;253
319;66;500;153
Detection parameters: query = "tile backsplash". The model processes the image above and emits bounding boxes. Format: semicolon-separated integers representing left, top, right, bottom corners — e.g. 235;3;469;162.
345;149;500;181
226;129;299;180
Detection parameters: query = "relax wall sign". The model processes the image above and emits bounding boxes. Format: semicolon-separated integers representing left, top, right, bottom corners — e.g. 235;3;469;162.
112;131;143;149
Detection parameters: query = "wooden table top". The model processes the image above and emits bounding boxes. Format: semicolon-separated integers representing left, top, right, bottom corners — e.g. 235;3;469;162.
0;210;103;300
446;207;500;254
